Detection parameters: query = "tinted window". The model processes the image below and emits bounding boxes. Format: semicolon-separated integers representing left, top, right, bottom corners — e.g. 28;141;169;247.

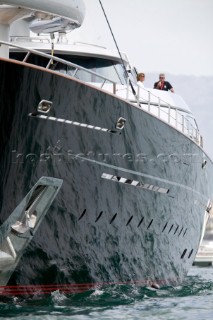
53;55;126;84
10;52;127;84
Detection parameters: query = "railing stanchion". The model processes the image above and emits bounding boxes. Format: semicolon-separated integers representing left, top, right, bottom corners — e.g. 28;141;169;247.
191;123;194;139
101;79;106;89
187;119;189;136
182;115;184;133
23;51;30;62
72;68;79;77
113;83;116;95
148;91;151;112
46;58;53;69
158;97;161;108
126;77;129;100
195;129;198;144
168;105;171;124
157;97;161;118
137;85;140;107
175;108;178;129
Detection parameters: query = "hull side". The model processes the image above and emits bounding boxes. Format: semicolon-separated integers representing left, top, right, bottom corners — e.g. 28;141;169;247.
0;59;213;293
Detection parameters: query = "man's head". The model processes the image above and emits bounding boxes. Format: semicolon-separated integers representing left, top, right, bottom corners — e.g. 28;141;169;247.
159;73;165;81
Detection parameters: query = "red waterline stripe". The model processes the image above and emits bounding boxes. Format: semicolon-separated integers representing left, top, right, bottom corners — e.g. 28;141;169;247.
2;283;97;288
0;279;179;296
1;279;174;288
1;289;88;296
1;285;94;291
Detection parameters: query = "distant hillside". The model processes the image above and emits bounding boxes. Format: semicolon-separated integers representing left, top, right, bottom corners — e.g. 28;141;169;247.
145;74;213;159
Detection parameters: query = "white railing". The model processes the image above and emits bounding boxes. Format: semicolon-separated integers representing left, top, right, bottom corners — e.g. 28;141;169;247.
124;80;202;146
0;40;202;147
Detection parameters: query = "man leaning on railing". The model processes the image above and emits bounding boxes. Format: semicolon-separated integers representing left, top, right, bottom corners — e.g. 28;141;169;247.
154;73;174;93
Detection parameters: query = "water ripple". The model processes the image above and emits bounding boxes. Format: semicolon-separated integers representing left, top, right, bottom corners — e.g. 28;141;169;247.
1;267;213;319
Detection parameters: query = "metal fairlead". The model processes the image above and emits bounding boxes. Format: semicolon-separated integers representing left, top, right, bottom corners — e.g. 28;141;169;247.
37;100;53;113
202;159;207;169
116;117;126;130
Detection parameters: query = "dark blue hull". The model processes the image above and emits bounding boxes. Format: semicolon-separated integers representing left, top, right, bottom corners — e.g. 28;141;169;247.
0;58;213;294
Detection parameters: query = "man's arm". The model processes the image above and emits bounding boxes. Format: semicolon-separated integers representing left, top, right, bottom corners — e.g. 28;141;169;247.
167;81;174;93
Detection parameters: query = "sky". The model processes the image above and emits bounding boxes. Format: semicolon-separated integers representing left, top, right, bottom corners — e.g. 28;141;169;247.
70;0;213;76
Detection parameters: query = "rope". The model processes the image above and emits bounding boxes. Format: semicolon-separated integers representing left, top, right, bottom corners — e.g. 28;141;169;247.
98;0;136;96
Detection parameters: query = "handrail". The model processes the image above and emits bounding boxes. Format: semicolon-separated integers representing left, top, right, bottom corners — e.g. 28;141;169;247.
0;41;117;86
130;84;192;114
125;82;202;146
0;40;202;147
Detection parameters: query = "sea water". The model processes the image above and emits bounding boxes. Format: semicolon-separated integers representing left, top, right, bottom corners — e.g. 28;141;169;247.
1;266;213;319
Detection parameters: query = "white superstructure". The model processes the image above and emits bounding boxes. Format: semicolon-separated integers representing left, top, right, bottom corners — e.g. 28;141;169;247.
0;0;85;57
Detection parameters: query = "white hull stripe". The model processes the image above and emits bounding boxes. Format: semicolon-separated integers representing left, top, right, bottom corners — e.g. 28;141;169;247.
70;153;207;202
101;173;169;194
28;113;117;134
